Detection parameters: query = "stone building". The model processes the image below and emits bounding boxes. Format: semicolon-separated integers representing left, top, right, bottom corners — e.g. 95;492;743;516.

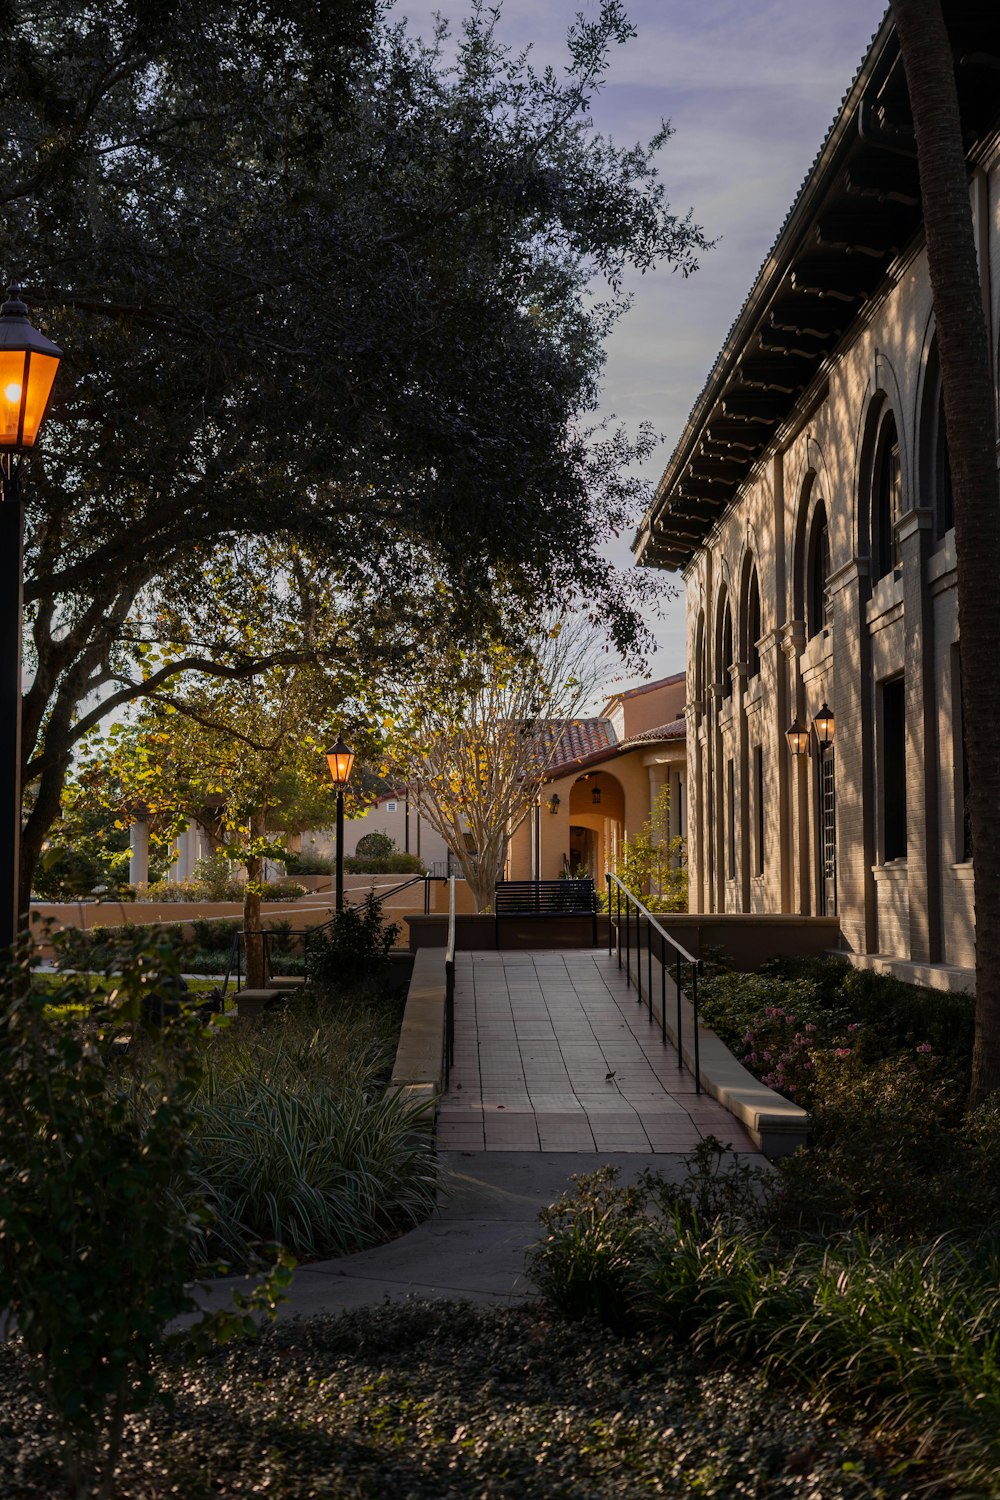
633;8;1000;992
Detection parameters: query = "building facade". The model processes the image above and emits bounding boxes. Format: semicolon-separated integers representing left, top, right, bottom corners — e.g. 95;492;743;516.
634;9;1000;991
506;675;688;885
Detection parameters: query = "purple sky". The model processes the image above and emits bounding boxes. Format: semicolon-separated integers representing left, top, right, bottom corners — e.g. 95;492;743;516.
395;0;889;690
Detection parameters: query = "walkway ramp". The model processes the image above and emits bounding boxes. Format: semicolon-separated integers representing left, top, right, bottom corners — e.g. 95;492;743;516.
437;951;755;1154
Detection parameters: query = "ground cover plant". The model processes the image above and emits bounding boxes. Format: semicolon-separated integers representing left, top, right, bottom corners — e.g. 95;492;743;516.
695;955;994;1237
0;1301;941;1499
0;936;291;1498
529;1149;1000;1496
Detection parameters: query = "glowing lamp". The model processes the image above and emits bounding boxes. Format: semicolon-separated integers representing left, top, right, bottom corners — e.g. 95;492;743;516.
813;703;835;748
0;288;61;449
325;735;355;789
785;718;810;757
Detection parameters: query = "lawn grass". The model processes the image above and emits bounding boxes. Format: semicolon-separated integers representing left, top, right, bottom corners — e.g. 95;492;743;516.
0;1302;942;1499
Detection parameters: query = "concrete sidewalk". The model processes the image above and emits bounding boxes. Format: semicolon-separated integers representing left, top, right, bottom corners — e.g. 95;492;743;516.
199;1150;707;1320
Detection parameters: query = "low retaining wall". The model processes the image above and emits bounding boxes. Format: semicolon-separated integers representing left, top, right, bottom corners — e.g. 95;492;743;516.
641;913;842;970
619;943;810;1158
407;913;610;951
390;947;448;1122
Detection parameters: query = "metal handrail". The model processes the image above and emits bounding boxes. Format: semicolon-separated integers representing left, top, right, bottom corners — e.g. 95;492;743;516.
444;875;456;1084
605;872;702;1094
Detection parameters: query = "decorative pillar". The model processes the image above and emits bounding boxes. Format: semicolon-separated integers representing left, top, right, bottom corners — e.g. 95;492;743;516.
129;814;150;886
781;621;810;914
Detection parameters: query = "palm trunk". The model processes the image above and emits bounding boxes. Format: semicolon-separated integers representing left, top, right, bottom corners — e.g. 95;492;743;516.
244;808;266;990
892;0;1000;1102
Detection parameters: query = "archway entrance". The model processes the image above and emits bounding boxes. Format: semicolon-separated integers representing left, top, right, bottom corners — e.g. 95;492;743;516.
568;771;625;880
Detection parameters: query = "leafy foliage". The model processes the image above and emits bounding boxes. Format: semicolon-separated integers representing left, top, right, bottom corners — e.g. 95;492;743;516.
183;998;436;1268
0;1302;928;1499
306;894;401;993
9;0;707;904
0;939;291;1496
354;831;396;860
343;852;424;874
602;785;687;911
385;621;597;910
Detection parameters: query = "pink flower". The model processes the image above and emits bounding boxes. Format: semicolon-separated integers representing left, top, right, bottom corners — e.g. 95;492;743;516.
805;1023;816;1034
916;1043;933;1055
835;1047;852;1058
847;1023;860;1034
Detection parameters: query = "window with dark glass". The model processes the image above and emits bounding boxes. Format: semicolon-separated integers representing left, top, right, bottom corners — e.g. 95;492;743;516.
872;414;901;581
746;569;761;677
882;677;907;860
721;604;733;699
934;386;954;539
955;652;972;861
754;745;765;876
807;502;830;637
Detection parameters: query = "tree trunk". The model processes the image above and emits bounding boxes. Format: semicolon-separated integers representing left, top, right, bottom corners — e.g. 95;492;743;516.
244;808;266;990
892;0;1000;1103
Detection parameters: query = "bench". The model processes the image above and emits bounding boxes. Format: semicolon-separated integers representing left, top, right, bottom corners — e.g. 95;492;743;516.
494;880;598;947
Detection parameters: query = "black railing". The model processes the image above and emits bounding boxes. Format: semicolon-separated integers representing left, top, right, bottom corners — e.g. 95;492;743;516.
444;875;457;1086
606;873;702;1094
220;873;449;1003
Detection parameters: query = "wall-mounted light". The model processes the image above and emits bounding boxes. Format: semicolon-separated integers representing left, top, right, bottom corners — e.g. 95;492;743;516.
546;792;561;815
592;785;602;806
813;702;835;748
785;718;810;757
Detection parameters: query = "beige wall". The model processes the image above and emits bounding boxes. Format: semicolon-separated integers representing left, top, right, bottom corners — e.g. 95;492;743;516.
679;157;998;979
507;742;686;889
603;674;686;740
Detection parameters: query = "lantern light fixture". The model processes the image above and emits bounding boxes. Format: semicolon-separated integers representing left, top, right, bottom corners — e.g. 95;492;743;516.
0;286;62;451
325;735;355;789
592;785;602;806
547;792;561;815
785;718;811;757
813;702;835;748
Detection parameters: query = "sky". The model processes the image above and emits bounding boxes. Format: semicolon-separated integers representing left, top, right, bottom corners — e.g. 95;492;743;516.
393;0;889;697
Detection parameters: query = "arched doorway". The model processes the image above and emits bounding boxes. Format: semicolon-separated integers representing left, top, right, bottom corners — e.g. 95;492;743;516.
568;771;625;880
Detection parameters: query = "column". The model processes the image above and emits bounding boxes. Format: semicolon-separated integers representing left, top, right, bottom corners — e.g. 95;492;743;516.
899;507;939;962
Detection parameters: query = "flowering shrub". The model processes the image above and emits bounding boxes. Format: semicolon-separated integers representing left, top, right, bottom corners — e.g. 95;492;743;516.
740;1006;819;1105
126;877;306;903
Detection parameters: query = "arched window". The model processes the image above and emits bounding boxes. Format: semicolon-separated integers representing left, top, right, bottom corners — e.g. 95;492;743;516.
807;500;830;638
871;412;901;581
745;567;761;678
720;601;734;699
933;384;954;539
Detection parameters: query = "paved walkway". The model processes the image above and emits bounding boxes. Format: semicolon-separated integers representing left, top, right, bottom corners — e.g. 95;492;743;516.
437;950;755;1154
194;950;761;1322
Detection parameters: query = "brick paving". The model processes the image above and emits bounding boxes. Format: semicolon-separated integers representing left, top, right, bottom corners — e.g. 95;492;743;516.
436;950;756;1153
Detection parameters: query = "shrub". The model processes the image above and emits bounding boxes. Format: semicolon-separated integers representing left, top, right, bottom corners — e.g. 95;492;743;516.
192;851;238;900
343;852;424;874
0;940;290;1497
260;878;307;901
354;830;396;860
306;894;401;992
281;850;334;875
529;1166;651;1331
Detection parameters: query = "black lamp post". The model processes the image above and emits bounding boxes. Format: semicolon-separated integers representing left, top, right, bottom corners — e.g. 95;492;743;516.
325;735;355;911
0;287;61;955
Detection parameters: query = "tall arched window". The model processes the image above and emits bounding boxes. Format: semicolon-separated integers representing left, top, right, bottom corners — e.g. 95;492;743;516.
933;384;954;539
871;411;901;581
720;598;734;699
745;567;761;678
807;500;830;638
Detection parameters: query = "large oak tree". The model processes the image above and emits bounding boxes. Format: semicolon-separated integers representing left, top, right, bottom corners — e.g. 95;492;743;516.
2;0;704;912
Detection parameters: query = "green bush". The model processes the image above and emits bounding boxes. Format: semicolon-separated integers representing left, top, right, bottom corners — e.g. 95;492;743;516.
530;1149;1000;1493
281;850;333;875
343;852;424;874
184;995;435;1267
0;941;290;1497
354;829;396;860
306;894;401;991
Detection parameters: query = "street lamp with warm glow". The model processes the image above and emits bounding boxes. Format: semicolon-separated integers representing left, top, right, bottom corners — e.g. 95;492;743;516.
325;735;355;910
785;718;810;757
1;286;62;954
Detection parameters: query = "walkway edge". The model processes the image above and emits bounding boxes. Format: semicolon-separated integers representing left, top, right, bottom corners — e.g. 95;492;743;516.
391;946;446;1102
622;945;810;1157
